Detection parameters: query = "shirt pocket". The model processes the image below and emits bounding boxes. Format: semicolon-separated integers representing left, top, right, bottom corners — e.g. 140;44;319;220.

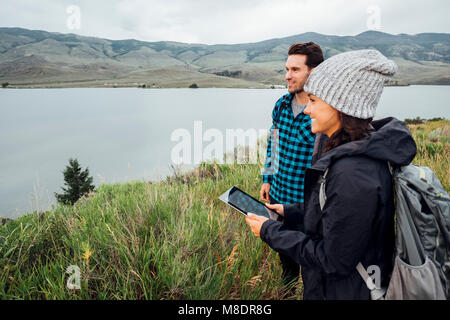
293;121;315;145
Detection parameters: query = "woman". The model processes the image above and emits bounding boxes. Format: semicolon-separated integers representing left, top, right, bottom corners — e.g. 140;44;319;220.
245;49;417;300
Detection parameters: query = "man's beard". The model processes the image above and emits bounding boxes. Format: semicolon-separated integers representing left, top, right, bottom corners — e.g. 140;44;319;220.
293;88;304;94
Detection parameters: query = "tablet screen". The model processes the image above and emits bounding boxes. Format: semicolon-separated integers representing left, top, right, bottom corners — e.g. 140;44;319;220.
225;186;271;218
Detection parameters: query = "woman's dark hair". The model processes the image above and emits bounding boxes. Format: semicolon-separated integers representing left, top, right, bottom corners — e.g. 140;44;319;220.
324;112;373;153
288;42;324;69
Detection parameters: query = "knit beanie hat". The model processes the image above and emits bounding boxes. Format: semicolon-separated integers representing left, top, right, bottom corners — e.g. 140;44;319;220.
304;49;397;119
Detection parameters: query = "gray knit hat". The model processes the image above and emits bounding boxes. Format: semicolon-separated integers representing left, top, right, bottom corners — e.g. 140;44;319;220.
304;49;397;119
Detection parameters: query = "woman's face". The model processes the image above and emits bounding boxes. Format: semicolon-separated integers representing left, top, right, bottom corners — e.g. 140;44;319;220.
304;94;341;137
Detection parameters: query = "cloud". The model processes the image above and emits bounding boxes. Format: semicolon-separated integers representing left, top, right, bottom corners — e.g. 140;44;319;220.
0;0;449;44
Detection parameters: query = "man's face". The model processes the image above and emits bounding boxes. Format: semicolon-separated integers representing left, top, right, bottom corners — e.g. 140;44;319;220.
285;54;312;94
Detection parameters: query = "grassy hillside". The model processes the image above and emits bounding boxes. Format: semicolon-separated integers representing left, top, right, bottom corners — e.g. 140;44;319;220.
0;120;448;300
1;28;449;88
406;119;450;189
0;163;292;299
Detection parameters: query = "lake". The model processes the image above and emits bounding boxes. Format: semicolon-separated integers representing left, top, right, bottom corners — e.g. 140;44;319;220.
1;86;449;218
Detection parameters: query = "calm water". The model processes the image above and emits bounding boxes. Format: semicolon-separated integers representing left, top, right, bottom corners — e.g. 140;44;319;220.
1;86;449;218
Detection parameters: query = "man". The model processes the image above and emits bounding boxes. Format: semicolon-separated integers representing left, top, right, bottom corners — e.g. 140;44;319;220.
261;42;324;286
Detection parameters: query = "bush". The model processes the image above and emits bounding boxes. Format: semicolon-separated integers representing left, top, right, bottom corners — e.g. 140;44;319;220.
2;82;9;88
428;117;446;122
404;117;425;125
404;117;447;125
189;83;198;88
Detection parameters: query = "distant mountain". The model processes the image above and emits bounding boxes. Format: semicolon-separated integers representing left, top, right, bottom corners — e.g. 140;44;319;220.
0;27;449;88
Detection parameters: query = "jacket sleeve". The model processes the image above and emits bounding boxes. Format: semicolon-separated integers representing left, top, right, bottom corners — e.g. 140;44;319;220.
260;165;380;279
261;99;281;184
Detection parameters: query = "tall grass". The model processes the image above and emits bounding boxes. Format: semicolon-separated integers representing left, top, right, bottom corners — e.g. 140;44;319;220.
408;120;449;191
0;162;298;299
1;120;448;300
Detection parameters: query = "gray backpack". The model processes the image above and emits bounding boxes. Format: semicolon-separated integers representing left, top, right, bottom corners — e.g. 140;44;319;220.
320;164;450;300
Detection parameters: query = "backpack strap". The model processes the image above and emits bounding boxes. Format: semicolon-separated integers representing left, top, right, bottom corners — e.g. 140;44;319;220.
356;263;387;300
356;263;376;290
319;168;329;211
387;161;394;175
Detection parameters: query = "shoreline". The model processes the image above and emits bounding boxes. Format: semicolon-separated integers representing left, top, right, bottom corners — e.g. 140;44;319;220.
7;83;450;90
5;81;450;89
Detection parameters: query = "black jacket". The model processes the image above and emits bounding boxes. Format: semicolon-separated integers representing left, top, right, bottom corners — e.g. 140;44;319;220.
260;117;417;300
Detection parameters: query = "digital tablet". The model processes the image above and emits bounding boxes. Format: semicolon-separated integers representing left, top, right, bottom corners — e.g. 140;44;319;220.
218;186;277;219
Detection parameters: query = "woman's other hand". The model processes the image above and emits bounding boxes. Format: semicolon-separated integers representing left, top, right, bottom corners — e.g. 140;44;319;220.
265;203;284;216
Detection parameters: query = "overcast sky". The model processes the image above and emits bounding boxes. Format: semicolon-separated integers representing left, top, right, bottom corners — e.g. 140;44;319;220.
2;0;449;44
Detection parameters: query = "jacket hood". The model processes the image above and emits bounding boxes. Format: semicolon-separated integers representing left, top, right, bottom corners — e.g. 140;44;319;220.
311;117;417;171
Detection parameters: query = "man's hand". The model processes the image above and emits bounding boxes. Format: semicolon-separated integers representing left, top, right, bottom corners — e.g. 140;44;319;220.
245;213;269;238
260;183;271;202
265;203;284;217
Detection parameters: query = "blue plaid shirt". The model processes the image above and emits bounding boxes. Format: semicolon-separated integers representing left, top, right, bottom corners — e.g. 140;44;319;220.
262;93;315;204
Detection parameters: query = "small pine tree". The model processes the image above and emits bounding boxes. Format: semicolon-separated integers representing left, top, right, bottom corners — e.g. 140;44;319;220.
55;158;95;205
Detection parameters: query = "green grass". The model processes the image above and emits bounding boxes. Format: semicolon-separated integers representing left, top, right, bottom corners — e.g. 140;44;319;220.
0;162;299;300
407;120;449;192
1;120;448;300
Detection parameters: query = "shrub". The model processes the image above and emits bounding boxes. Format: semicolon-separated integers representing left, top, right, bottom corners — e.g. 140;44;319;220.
428;117;446;122
404;117;425;125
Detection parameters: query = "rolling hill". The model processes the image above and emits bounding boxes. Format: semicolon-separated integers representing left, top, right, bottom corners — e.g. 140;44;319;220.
0;27;449;88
